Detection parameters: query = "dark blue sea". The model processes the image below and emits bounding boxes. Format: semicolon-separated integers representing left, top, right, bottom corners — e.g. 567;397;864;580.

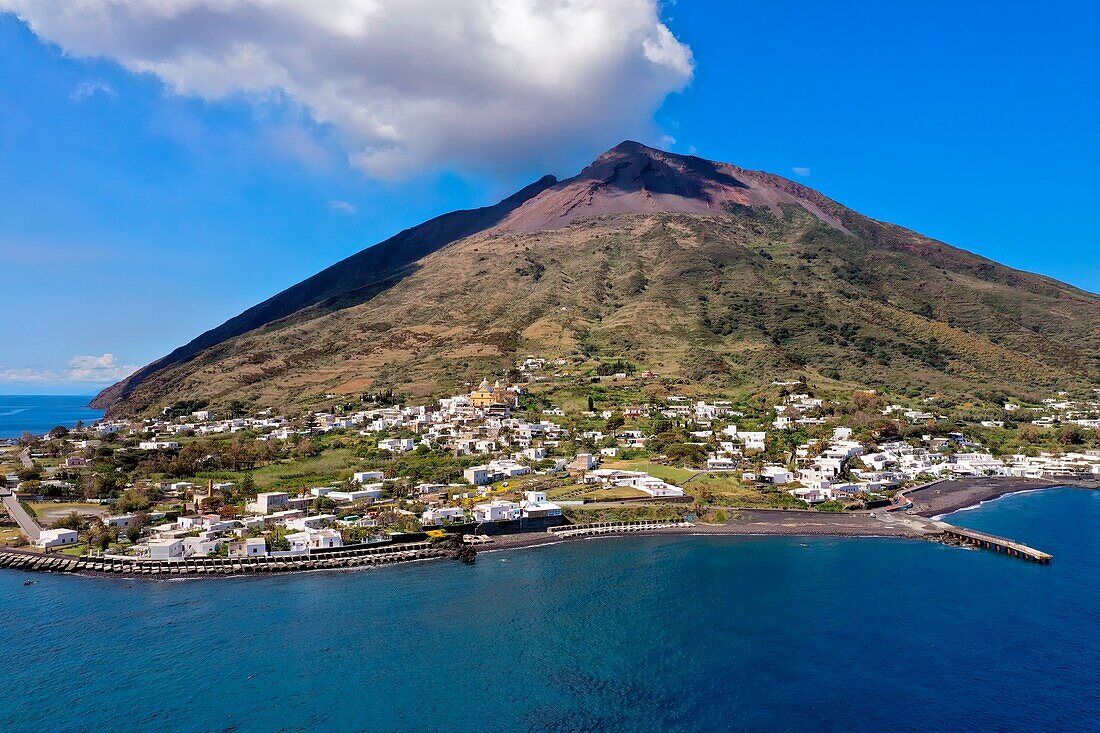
1;488;1096;732
0;395;104;439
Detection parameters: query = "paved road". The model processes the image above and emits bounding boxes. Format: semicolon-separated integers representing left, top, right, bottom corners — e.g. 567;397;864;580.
18;448;33;470
2;493;41;541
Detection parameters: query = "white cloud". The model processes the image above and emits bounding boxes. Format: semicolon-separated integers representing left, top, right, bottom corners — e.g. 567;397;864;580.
328;199;357;215
65;354;140;382
0;367;59;383
70;80;116;102
4;0;693;177
0;355;138;384
792;166;811;177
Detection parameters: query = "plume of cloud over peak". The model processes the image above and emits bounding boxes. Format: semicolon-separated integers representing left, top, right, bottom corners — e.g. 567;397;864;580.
2;0;693;177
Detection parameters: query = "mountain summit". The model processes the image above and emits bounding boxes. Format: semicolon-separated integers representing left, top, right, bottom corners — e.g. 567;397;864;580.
494;141;848;234
95;142;1100;415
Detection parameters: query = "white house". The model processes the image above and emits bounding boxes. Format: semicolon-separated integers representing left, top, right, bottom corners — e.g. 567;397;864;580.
569;453;598;471
422;507;466;525
35;528;78;549
183;536;222;558
706;456;739;471
286;514;337;531
228;537;267;558
138;440;180;451
761;465;793;485
353;471;385;483
474;500;522;523
148;538;184;560
247;491;289;515
520;491;563;518
378;438;416;453
464;465;492;486
287;528;343;552
584;469;684;497
103;514;136;529
740;432;767;451
328;486;383;503
789;487;832;505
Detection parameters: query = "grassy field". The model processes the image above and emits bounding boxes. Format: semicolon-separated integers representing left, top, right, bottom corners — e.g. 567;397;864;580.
683;473;809;509
602;460;697;485
189;448;368;491
578;487;650;501
28;501;108;526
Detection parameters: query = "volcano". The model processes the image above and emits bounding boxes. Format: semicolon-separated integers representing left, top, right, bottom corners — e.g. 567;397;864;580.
94;141;1100;415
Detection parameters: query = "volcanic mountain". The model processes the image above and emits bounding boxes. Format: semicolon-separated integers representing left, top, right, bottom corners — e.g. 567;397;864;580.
95;141;1100;415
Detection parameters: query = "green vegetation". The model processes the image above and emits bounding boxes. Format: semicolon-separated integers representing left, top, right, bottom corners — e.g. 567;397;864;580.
562;505;685;523
603;460;696;484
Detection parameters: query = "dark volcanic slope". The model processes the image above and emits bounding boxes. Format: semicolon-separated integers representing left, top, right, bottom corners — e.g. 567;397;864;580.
93;174;557;408
494;141;850;234
95;141;1100;415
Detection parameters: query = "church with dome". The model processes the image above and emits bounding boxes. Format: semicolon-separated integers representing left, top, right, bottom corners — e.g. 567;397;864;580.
469;379;519;409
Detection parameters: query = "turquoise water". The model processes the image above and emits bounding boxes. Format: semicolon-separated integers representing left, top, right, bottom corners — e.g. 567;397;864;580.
1;488;1097;732
0;395;104;438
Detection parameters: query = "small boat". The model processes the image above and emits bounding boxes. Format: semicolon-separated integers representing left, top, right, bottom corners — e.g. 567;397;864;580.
23;580;37;586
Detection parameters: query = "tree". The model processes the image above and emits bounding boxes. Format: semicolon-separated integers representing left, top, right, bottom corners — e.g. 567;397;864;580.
52;511;87;531
312;496;337;513
17;468;40;482
604;413;626;431
125;514;148;543
295;438;320;459
93;472;123;498
266;527;290;552
116;488;151;513
1057;425;1086;446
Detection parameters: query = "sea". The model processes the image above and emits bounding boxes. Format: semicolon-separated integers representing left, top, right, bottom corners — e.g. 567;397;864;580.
0;489;1096;732
0;395;104;439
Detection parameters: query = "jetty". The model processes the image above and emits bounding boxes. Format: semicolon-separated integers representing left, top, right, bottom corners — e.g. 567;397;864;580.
0;540;452;578
547;519;693;538
939;525;1053;563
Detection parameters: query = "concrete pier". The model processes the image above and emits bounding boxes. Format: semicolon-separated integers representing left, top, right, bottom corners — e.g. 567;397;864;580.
547;519;694;538
940;526;1052;563
0;540;449;578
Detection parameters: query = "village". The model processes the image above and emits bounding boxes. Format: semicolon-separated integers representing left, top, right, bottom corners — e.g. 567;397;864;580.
2;363;1099;561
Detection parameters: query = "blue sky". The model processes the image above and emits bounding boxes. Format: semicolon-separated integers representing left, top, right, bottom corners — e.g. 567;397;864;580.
1;1;1097;393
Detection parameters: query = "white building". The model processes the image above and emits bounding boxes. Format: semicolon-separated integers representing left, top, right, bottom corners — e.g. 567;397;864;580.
474;500;522;523
761;465;793;485
464;466;492;486
519;491;563;519
35;528;78;549
422;507;466;525
148;538;184;560
287;528;343;552
378;438;416;453
328;486;383;503
228;537;267;558
247;492;289;515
